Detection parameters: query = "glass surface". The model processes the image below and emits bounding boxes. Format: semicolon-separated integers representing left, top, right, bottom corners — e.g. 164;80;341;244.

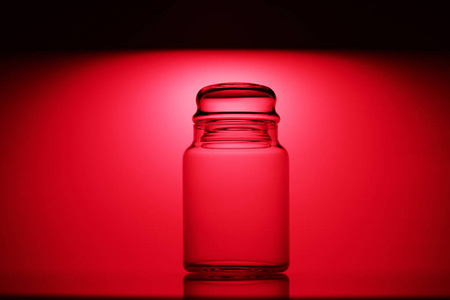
183;83;289;273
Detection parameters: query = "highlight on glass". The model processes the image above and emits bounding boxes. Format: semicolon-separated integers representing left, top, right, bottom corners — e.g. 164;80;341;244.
183;83;289;273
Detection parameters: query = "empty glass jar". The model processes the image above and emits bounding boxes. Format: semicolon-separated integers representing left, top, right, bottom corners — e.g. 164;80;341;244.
183;83;289;273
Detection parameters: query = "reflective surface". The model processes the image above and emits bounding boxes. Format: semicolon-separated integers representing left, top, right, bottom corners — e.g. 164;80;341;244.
2;271;450;298
183;273;289;299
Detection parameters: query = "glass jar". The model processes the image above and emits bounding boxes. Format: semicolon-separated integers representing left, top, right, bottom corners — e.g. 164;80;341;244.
183;83;289;273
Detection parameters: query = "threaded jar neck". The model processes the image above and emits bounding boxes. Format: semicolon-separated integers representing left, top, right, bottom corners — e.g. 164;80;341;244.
193;119;278;149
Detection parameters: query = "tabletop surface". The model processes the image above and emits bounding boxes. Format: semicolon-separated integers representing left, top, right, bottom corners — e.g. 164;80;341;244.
1;271;449;298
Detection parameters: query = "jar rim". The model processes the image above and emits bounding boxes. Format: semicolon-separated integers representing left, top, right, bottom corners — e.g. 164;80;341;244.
194;82;280;123
196;82;276;103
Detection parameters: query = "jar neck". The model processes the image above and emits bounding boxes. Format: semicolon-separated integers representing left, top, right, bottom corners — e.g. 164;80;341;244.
193;119;278;149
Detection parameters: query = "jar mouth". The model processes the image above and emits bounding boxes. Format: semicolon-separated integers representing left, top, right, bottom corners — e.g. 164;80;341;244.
194;82;279;123
196;82;276;103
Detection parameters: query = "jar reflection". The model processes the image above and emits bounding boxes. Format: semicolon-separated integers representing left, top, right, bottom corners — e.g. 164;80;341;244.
183;273;289;299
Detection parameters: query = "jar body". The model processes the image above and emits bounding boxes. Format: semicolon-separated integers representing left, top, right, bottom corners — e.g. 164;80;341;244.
183;120;289;273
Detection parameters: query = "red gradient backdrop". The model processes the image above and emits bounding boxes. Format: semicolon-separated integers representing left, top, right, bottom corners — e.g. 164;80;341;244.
0;51;449;297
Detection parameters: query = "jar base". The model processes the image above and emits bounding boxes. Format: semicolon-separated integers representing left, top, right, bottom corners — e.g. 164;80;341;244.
185;261;288;274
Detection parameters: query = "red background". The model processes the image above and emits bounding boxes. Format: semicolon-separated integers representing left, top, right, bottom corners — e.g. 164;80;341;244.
0;51;449;297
